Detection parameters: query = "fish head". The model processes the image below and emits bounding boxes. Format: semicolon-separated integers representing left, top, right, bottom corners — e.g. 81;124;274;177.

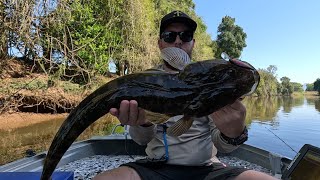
227;58;260;96
181;58;260;95
201;59;260;97
180;58;260;116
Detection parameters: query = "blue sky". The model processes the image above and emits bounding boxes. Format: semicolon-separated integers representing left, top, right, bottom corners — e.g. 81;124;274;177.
193;0;320;84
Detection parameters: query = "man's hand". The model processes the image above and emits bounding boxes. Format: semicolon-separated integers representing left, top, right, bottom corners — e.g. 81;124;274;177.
210;100;246;138
109;100;152;126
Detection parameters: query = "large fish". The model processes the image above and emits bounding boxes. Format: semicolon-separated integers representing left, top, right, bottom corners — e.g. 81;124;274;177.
40;57;260;180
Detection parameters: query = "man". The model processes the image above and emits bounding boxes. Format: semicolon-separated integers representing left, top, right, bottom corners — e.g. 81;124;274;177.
94;10;277;180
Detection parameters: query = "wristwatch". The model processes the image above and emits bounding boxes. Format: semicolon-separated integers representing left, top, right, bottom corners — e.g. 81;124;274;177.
220;126;248;146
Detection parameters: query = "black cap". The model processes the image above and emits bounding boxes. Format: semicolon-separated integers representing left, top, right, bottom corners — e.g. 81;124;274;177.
160;10;197;36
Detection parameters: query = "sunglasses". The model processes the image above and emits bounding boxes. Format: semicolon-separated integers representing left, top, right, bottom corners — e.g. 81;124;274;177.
161;31;194;43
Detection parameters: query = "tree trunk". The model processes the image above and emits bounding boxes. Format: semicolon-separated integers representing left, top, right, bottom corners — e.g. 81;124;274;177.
0;1;8;59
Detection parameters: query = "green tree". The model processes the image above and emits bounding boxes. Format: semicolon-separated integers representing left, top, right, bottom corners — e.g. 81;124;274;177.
76;0;125;74
276;81;282;95
267;65;277;75
280;76;293;95
255;65;279;97
192;18;215;60
314;78;320;94
0;1;8;58
2;0;216;84
216;16;247;58
291;82;303;92
306;83;314;91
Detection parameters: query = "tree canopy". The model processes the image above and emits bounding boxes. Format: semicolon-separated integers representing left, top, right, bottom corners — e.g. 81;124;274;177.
314;78;320;94
215;16;247;58
305;83;314;91
1;0;314;95
0;0;216;83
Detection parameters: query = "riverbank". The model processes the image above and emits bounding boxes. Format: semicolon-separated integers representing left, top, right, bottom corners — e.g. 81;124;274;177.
0;58;115;114
0;112;119;165
0;59;120;165
292;91;319;97
1;58;319;115
0;112;68;130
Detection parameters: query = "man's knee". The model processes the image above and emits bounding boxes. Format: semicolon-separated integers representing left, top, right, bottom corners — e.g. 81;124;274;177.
93;166;141;180
235;170;278;180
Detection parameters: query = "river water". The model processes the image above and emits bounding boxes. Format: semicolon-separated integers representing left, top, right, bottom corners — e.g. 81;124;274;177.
1;96;319;164
243;96;320;158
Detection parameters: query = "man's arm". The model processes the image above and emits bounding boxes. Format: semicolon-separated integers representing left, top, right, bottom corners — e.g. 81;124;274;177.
129;124;156;145
209;100;247;153
109;100;156;145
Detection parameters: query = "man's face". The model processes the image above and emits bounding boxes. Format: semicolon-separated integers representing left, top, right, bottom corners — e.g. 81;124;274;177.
158;23;195;58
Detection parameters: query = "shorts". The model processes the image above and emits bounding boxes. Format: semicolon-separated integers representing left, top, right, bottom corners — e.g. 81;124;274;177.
121;159;248;180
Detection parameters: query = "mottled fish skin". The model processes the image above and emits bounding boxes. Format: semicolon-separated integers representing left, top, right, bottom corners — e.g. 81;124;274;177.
40;58;259;180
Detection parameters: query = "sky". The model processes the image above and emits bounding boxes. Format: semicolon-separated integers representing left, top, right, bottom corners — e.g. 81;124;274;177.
193;0;320;84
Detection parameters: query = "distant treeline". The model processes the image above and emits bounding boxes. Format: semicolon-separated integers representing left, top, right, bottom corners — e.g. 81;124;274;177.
306;79;320;94
256;65;320;96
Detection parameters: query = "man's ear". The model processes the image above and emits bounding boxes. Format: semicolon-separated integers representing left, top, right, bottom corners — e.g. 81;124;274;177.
192;39;195;48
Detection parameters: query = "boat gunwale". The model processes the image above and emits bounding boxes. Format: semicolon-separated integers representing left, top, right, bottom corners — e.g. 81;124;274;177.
0;135;291;175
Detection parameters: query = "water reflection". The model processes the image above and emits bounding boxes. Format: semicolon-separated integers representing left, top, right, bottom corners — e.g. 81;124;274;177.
0;114;120;165
315;98;320;112
243;97;280;127
243;96;320;158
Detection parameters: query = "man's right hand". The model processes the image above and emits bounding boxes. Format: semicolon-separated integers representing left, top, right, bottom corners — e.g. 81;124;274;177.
109;100;152;126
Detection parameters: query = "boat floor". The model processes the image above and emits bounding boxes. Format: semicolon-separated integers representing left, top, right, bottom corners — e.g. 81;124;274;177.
56;154;273;180
0;135;289;179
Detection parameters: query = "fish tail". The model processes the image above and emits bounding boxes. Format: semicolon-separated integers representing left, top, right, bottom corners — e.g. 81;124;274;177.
40;87;117;180
167;116;193;136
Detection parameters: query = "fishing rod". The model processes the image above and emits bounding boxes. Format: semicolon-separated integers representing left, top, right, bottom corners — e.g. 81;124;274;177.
264;126;297;154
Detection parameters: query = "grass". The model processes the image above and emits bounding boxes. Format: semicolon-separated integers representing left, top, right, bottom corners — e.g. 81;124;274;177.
59;80;82;93
0;73;114;94
303;91;319;96
9;78;47;90
291;91;319;97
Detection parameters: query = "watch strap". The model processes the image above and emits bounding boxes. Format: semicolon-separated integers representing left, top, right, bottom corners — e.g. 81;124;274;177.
220;126;248;146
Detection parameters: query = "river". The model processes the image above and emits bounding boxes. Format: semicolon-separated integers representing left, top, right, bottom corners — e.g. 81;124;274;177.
1;96;319;164
243;96;320;158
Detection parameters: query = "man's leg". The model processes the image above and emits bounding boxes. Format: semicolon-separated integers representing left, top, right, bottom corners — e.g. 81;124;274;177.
204;165;278;180
235;170;278;180
93;166;141;180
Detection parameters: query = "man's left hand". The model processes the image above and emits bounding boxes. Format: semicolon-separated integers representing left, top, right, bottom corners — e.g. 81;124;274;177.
210;100;246;138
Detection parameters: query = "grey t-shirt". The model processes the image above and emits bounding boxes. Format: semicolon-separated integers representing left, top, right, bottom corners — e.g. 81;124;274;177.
129;64;240;166
129;115;239;166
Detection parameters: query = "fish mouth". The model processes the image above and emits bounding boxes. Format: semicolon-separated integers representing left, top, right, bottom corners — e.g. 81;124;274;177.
221;52;255;70
227;56;259;96
243;70;260;96
230;58;255;70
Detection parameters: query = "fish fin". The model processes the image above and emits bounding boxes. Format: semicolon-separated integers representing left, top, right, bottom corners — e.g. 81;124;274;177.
167;116;193;136
144;110;171;124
